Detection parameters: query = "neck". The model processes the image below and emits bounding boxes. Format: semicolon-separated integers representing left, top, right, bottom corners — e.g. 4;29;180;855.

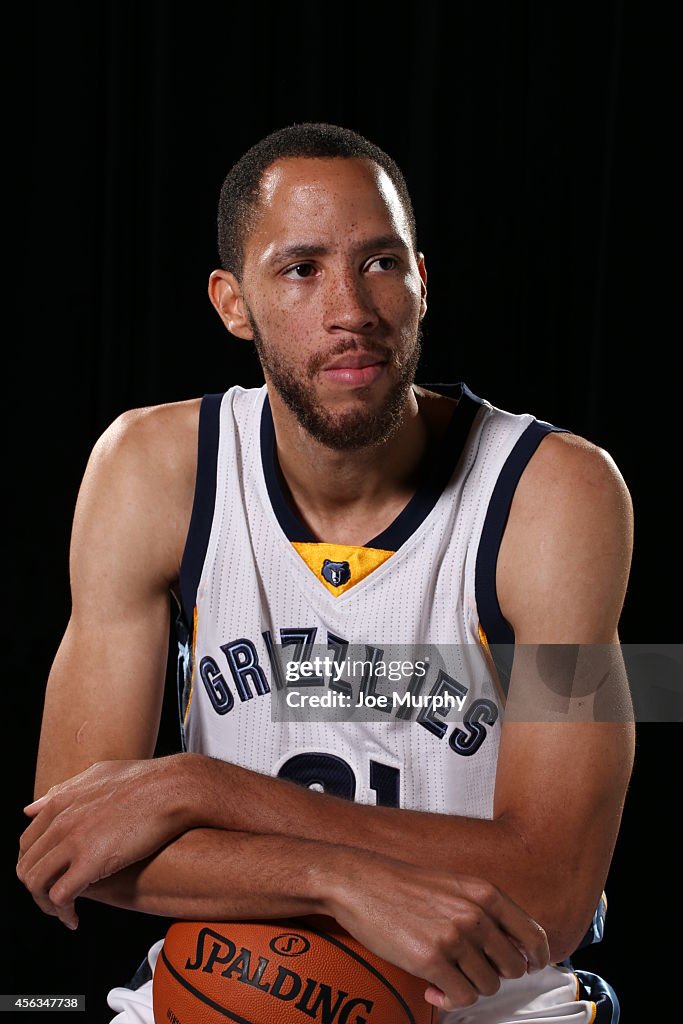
267;384;429;546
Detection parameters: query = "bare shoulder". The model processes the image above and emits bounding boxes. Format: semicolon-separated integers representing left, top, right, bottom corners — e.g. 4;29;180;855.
73;398;202;591
497;431;634;642
514;430;633;517
92;397;201;472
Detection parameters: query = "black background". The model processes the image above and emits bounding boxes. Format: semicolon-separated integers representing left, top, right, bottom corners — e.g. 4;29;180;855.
6;2;680;1020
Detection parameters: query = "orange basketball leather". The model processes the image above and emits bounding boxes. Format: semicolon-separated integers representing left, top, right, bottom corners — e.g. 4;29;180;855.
152;915;435;1024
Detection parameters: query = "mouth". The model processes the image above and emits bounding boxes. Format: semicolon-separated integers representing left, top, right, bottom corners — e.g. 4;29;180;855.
320;353;389;388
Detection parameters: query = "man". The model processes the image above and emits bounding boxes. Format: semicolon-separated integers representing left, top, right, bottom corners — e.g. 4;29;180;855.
17;123;634;1023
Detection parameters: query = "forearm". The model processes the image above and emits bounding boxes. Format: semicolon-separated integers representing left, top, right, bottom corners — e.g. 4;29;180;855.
184;754;530;892
20;758;556;980
84;827;338;921
178;754;596;958
85;828;553;1006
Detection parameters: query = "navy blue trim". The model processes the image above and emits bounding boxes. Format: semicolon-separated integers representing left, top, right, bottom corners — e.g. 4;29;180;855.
261;394;315;543
556;893;606;965
123;954;153;991
575;896;606;951
173;593;190;752
476;419;569;648
178;393;224;629
575;970;620;1022
369;383;482;551
260;382;484;551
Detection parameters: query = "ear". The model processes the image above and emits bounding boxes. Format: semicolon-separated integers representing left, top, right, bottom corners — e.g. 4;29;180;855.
416;253;428;320
208;269;254;340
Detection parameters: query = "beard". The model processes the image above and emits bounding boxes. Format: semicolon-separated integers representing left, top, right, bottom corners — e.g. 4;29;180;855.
248;313;423;451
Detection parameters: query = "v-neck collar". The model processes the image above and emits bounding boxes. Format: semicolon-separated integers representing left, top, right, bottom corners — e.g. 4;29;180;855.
259;382;483;552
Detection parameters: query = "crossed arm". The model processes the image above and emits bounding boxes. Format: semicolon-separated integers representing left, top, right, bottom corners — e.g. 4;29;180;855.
16;410;635;1009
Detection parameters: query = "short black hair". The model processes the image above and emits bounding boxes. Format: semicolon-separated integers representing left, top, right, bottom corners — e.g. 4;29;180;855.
217;122;417;279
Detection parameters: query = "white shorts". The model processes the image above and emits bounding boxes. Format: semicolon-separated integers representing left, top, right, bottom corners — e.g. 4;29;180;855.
106;938;618;1024
106;939;163;1024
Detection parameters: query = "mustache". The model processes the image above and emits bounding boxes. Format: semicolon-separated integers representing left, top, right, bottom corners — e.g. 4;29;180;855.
307;341;399;376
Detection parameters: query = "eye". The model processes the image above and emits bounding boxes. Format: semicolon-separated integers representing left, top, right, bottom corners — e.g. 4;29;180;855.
282;262;317;279
366;255;399;273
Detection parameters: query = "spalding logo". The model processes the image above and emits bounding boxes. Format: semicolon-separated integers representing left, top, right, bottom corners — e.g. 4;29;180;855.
269;932;311;956
183;926;376;1023
321;559;351;587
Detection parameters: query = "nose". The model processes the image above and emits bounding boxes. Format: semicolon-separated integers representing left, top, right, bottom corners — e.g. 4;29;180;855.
322;267;379;334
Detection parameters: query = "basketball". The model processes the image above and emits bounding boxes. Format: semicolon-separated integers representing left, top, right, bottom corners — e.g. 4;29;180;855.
152;915;436;1024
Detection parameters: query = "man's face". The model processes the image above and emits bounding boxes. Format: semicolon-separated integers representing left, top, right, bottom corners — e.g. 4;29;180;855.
237;157;426;450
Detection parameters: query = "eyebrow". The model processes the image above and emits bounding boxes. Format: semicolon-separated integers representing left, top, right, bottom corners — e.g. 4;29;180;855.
265;234;411;266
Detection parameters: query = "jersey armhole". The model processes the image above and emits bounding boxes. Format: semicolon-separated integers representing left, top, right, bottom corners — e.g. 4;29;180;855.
178;392;224;629
475;419;570;693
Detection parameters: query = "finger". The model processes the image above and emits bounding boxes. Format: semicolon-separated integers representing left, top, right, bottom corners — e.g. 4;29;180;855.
16;829;84;930
18;800;64;859
23;778;66;815
455;947;502;999
479;920;530;980
423;984;445;1008
48;856;102;921
19;828;94;927
24;791;50;812
427;964;479;1011
24;801;46;818
18;807;70;870
18;842;71;921
48;875;80;931
35;889;78;931
477;891;549;969
19;818;45;860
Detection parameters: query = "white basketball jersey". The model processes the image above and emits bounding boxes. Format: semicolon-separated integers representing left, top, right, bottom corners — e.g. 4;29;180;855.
174;382;529;815
106;382;619;1024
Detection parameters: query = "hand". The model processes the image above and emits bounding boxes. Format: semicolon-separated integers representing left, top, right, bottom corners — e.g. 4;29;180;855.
324;849;549;1012
16;755;194;930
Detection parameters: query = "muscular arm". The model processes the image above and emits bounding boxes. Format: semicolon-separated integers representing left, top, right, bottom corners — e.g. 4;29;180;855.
21;404;550;1011
19;423;630;985
32;407;184;794
21;407;347;927
21;404;193;912
75;432;634;962
202;434;632;961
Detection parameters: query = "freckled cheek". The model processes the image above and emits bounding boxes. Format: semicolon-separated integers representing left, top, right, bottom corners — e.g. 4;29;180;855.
384;280;422;327
254;302;322;353
375;269;421;305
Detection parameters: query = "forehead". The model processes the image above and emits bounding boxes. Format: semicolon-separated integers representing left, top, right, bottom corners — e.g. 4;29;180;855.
244;157;411;261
